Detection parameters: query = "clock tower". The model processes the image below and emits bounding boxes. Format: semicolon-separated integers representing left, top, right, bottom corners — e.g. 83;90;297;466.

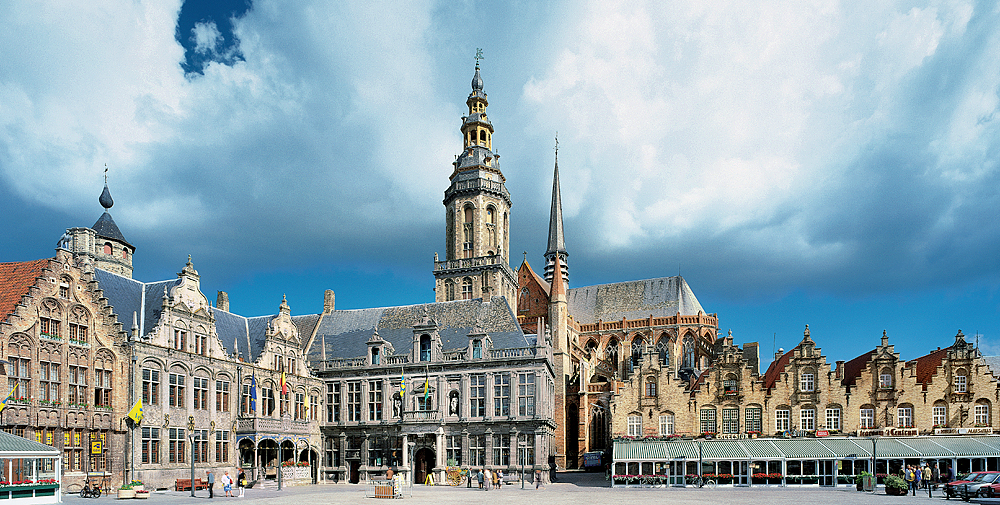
434;54;517;306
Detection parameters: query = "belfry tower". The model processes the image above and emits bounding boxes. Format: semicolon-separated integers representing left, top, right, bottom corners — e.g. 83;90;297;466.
434;53;517;306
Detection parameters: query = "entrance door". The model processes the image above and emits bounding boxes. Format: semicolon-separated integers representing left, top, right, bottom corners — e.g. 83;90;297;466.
670;460;686;486
349;461;360;484
414;448;435;485
735;461;749;486
820;460;835;487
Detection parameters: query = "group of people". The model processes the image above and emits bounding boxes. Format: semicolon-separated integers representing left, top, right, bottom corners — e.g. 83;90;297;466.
474;469;544;490
903;463;945;496
475;468;503;490
206;469;248;498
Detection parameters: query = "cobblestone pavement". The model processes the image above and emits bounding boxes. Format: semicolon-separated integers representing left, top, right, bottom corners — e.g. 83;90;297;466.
61;473;963;505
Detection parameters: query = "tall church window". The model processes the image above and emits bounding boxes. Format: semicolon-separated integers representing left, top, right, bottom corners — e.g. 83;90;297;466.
682;336;696;368
461;277;473;300
629;338;644;376
604;339;619;370
446;281;456;301
655;338;670;366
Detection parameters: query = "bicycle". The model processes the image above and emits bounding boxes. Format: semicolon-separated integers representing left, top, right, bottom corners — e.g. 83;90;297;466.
80;479;102;498
697;477;717;489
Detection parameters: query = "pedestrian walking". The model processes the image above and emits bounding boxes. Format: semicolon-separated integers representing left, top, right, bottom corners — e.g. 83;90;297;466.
535;469;542;490
922;464;931;489
477;469;484;490
237;470;246;498
495;470;502;490
207;470;216;499
931;463;940;490
484;468;492;490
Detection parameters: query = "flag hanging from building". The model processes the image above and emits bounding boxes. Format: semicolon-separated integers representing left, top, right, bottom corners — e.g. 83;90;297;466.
280;371;288;396
0;384;18;413
127;398;144;425
423;366;429;403
400;368;406;395
249;374;258;412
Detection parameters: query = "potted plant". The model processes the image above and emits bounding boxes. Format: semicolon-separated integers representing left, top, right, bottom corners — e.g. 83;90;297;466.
884;474;908;495
118;483;136;499
857;471;873;491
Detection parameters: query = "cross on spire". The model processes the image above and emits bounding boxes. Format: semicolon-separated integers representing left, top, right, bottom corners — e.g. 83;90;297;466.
104;163;108;184
475;48;484;68
554;132;559;163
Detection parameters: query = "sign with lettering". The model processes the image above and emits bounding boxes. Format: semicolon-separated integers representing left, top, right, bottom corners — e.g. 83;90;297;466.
91;440;103;455
815;430;830;437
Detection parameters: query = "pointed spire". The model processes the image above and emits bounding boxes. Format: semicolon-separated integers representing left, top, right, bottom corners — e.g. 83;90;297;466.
472;48;484;91
550;250;566;300
544;134;569;286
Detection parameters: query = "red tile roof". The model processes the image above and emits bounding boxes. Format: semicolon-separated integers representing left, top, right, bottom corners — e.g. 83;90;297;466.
762;347;796;391
840;349;876;387
0;258;50;324
907;347;951;391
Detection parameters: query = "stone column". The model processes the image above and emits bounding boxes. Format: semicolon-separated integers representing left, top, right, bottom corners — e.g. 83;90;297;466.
484;428;494;467
338;432;347;484
435;428;445;484
461;429;469;468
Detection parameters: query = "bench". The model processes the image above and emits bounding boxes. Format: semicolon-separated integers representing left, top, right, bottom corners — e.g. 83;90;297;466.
502;474;520;485
175;478;208;491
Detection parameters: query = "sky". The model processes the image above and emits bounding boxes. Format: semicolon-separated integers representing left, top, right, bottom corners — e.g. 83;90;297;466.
1;1;999;370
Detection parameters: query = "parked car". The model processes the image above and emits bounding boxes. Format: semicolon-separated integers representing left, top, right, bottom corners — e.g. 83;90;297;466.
959;472;1000;501
978;474;1000;498
946;472;992;499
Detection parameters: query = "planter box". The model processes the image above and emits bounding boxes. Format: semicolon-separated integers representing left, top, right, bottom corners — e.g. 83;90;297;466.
134;492;150;499
118;489;136;499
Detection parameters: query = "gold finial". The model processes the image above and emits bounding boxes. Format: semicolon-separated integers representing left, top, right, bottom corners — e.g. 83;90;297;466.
475;48;484;68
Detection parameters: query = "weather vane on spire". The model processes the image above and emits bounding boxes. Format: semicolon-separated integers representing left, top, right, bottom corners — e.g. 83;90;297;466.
104;163;108;184
475;48;484;67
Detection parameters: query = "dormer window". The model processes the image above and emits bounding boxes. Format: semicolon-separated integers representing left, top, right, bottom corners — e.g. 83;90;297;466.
879;368;893;389
420;335;431;362
472;340;482;359
371;347;380;365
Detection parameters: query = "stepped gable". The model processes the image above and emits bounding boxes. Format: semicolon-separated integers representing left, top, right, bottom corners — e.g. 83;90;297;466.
840;349;876;387
93;268;179;339
907;346;951;391
308;296;526;362
566;276;705;324
0;259;50;323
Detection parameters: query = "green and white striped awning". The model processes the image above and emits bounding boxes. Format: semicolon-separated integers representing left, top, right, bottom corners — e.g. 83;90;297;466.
613;436;1000;463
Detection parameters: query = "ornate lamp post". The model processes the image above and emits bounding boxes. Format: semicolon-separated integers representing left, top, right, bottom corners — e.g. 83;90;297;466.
187;417;197;498
519;439;527;489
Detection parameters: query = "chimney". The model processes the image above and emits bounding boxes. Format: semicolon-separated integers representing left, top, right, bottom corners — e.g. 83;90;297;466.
216;291;229;312
775;348;784;362
835;360;845;379
324;289;336;313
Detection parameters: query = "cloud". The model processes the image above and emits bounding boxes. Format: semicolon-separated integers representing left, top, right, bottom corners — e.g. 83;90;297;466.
191;21;224;56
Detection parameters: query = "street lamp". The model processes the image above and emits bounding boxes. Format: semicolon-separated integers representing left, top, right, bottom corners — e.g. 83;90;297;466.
518;439;527;489
188;430;198;498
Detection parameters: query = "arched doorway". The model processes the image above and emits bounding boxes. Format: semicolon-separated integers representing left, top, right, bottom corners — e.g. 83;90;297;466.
257;439;279;479
238;439;255;478
414;448;435;485
280;440;295;465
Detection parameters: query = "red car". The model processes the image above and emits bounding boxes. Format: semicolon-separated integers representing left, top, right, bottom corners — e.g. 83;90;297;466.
944;471;1000;499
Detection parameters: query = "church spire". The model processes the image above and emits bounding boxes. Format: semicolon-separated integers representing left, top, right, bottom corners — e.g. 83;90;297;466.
544;135;569;286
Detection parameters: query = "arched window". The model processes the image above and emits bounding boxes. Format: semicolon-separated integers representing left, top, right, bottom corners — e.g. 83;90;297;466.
654;338;670;367
723;373;739;394
629;337;645;374
954;368;968;393
486;206;495;225
975;400;991;426
122;248;129;260
461;277;473;300
879;367;893;389
517;287;530;313
103;243;112;255
463;206;474;258
604;339;619;367
445;280;456;302
419;335;431;362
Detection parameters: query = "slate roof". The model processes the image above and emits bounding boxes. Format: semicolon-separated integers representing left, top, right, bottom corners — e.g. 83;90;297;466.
92;211;132;248
211;308;274;363
94;269;179;339
307;296;526;362
840;349;875;387
984;356;1000;379
0;259;50;324
566;276;705;324
0;430;60;455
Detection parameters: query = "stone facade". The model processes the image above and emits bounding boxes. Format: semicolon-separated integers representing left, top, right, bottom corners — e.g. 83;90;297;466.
0;249;129;489
611;326;1000;440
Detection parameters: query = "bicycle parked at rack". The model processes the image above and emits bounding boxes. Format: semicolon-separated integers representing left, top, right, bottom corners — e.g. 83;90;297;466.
697;476;717;489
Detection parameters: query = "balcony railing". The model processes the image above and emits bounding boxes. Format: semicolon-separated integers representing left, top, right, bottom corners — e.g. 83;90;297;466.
577;313;719;333
434;255;513;273
236;416;313;435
